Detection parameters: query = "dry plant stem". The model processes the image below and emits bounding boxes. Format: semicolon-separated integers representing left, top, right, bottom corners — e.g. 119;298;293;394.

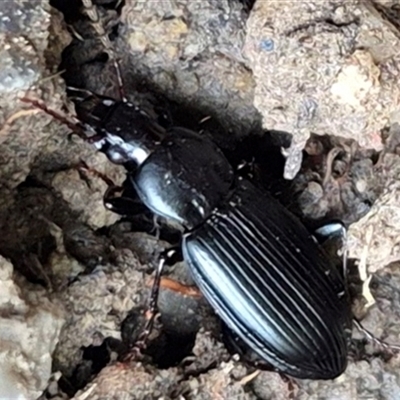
322;147;342;187
157;277;202;298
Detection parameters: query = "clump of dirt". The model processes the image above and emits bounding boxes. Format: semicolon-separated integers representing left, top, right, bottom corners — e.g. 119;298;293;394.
244;0;400;180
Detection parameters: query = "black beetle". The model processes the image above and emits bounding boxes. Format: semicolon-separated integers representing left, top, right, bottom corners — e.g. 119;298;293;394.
49;90;352;380
19;0;357;380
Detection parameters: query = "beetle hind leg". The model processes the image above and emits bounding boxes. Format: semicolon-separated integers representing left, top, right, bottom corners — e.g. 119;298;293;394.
353;318;400;353
315;223;400;355
122;248;182;360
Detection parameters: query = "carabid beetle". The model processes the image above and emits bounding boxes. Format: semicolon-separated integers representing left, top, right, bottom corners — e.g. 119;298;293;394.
20;0;360;380
42;89;351;380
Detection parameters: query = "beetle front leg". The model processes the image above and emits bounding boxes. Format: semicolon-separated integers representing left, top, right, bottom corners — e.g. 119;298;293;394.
77;162;148;217
103;184;148;217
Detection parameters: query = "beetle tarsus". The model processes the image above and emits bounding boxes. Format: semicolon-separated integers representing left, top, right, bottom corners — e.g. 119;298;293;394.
354;319;400;353
123;254;171;360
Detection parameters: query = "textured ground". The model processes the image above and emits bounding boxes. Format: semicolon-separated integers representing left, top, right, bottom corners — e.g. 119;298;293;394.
1;1;400;399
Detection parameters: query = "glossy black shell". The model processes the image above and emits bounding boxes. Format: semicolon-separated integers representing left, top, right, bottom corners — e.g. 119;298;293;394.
182;179;352;379
133;127;234;229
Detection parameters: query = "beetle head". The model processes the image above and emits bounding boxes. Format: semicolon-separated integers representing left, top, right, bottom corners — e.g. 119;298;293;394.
74;93;166;168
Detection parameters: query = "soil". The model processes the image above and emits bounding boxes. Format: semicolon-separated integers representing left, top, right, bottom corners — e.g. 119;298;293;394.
1;1;400;399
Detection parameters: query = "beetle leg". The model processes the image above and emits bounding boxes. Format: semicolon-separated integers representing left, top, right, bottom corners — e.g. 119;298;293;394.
77;160;115;186
316;223;400;353
143;247;182;333
353;318;400;352
76;161;147;217
140;255;167;342
124;247;182;359
314;221;348;282
123;259;166;360
104;186;148;217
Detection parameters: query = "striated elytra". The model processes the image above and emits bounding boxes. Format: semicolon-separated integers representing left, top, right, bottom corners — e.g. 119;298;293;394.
183;180;352;379
76;95;353;379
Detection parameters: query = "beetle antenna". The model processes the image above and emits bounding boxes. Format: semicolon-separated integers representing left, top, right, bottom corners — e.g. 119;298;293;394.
81;0;127;102
20;97;100;143
21;97;84;138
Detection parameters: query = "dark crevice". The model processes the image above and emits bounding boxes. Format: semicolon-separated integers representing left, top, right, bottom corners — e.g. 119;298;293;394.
120;308;197;369
57;337;125;397
50;0;125;23
284;17;359;37
236;0;257;15
49;0;83;23
16;175;49;190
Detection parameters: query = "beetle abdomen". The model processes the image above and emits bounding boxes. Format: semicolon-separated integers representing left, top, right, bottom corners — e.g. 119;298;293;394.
183;179;352;379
